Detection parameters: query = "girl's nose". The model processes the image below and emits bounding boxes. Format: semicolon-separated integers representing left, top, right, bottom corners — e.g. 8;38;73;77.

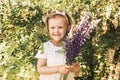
55;28;59;33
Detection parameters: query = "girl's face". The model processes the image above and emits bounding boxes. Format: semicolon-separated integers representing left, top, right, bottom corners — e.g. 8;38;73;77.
48;16;68;43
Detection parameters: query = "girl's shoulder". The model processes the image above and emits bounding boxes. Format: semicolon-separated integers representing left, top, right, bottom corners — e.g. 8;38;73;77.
43;40;53;48
44;40;51;46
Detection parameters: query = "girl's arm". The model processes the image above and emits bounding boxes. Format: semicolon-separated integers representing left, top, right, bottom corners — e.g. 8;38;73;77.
37;58;70;75
69;62;80;73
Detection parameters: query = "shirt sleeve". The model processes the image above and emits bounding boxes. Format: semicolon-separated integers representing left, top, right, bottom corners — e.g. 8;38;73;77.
35;43;47;59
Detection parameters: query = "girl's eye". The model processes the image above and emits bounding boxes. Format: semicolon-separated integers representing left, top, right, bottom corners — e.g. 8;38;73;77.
58;26;63;28
50;27;55;29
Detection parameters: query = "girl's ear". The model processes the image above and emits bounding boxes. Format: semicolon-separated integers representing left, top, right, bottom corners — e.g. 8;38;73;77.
67;26;71;32
68;25;74;32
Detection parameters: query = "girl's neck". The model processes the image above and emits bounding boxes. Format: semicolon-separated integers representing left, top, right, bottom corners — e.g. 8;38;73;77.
51;40;62;47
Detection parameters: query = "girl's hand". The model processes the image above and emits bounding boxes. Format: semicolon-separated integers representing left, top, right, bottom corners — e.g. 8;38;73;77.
58;65;70;74
70;62;80;73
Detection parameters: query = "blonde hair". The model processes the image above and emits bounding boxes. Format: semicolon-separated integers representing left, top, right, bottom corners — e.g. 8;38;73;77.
45;10;72;33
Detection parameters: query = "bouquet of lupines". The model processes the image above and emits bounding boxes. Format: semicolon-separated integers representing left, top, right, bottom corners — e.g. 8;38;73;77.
64;14;101;65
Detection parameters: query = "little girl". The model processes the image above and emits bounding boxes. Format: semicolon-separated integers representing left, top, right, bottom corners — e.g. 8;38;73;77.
35;10;80;80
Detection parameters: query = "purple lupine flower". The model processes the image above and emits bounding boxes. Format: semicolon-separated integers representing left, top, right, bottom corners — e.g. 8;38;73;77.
64;14;101;65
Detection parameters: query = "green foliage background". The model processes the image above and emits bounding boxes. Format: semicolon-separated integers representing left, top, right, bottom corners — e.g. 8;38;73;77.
0;0;119;80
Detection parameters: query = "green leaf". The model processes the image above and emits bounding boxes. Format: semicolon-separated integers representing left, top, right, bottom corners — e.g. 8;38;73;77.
6;41;18;55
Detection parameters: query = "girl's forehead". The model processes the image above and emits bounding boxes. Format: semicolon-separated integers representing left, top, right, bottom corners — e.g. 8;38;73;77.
49;15;68;23
48;17;67;25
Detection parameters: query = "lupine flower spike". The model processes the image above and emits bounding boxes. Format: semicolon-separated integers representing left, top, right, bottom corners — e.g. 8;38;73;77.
64;14;101;65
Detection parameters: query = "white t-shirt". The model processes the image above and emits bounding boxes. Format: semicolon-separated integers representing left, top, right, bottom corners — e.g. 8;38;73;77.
35;41;75;80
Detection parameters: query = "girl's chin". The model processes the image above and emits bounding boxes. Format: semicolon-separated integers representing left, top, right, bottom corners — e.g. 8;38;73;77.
52;38;63;41
52;39;63;42
53;40;62;42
